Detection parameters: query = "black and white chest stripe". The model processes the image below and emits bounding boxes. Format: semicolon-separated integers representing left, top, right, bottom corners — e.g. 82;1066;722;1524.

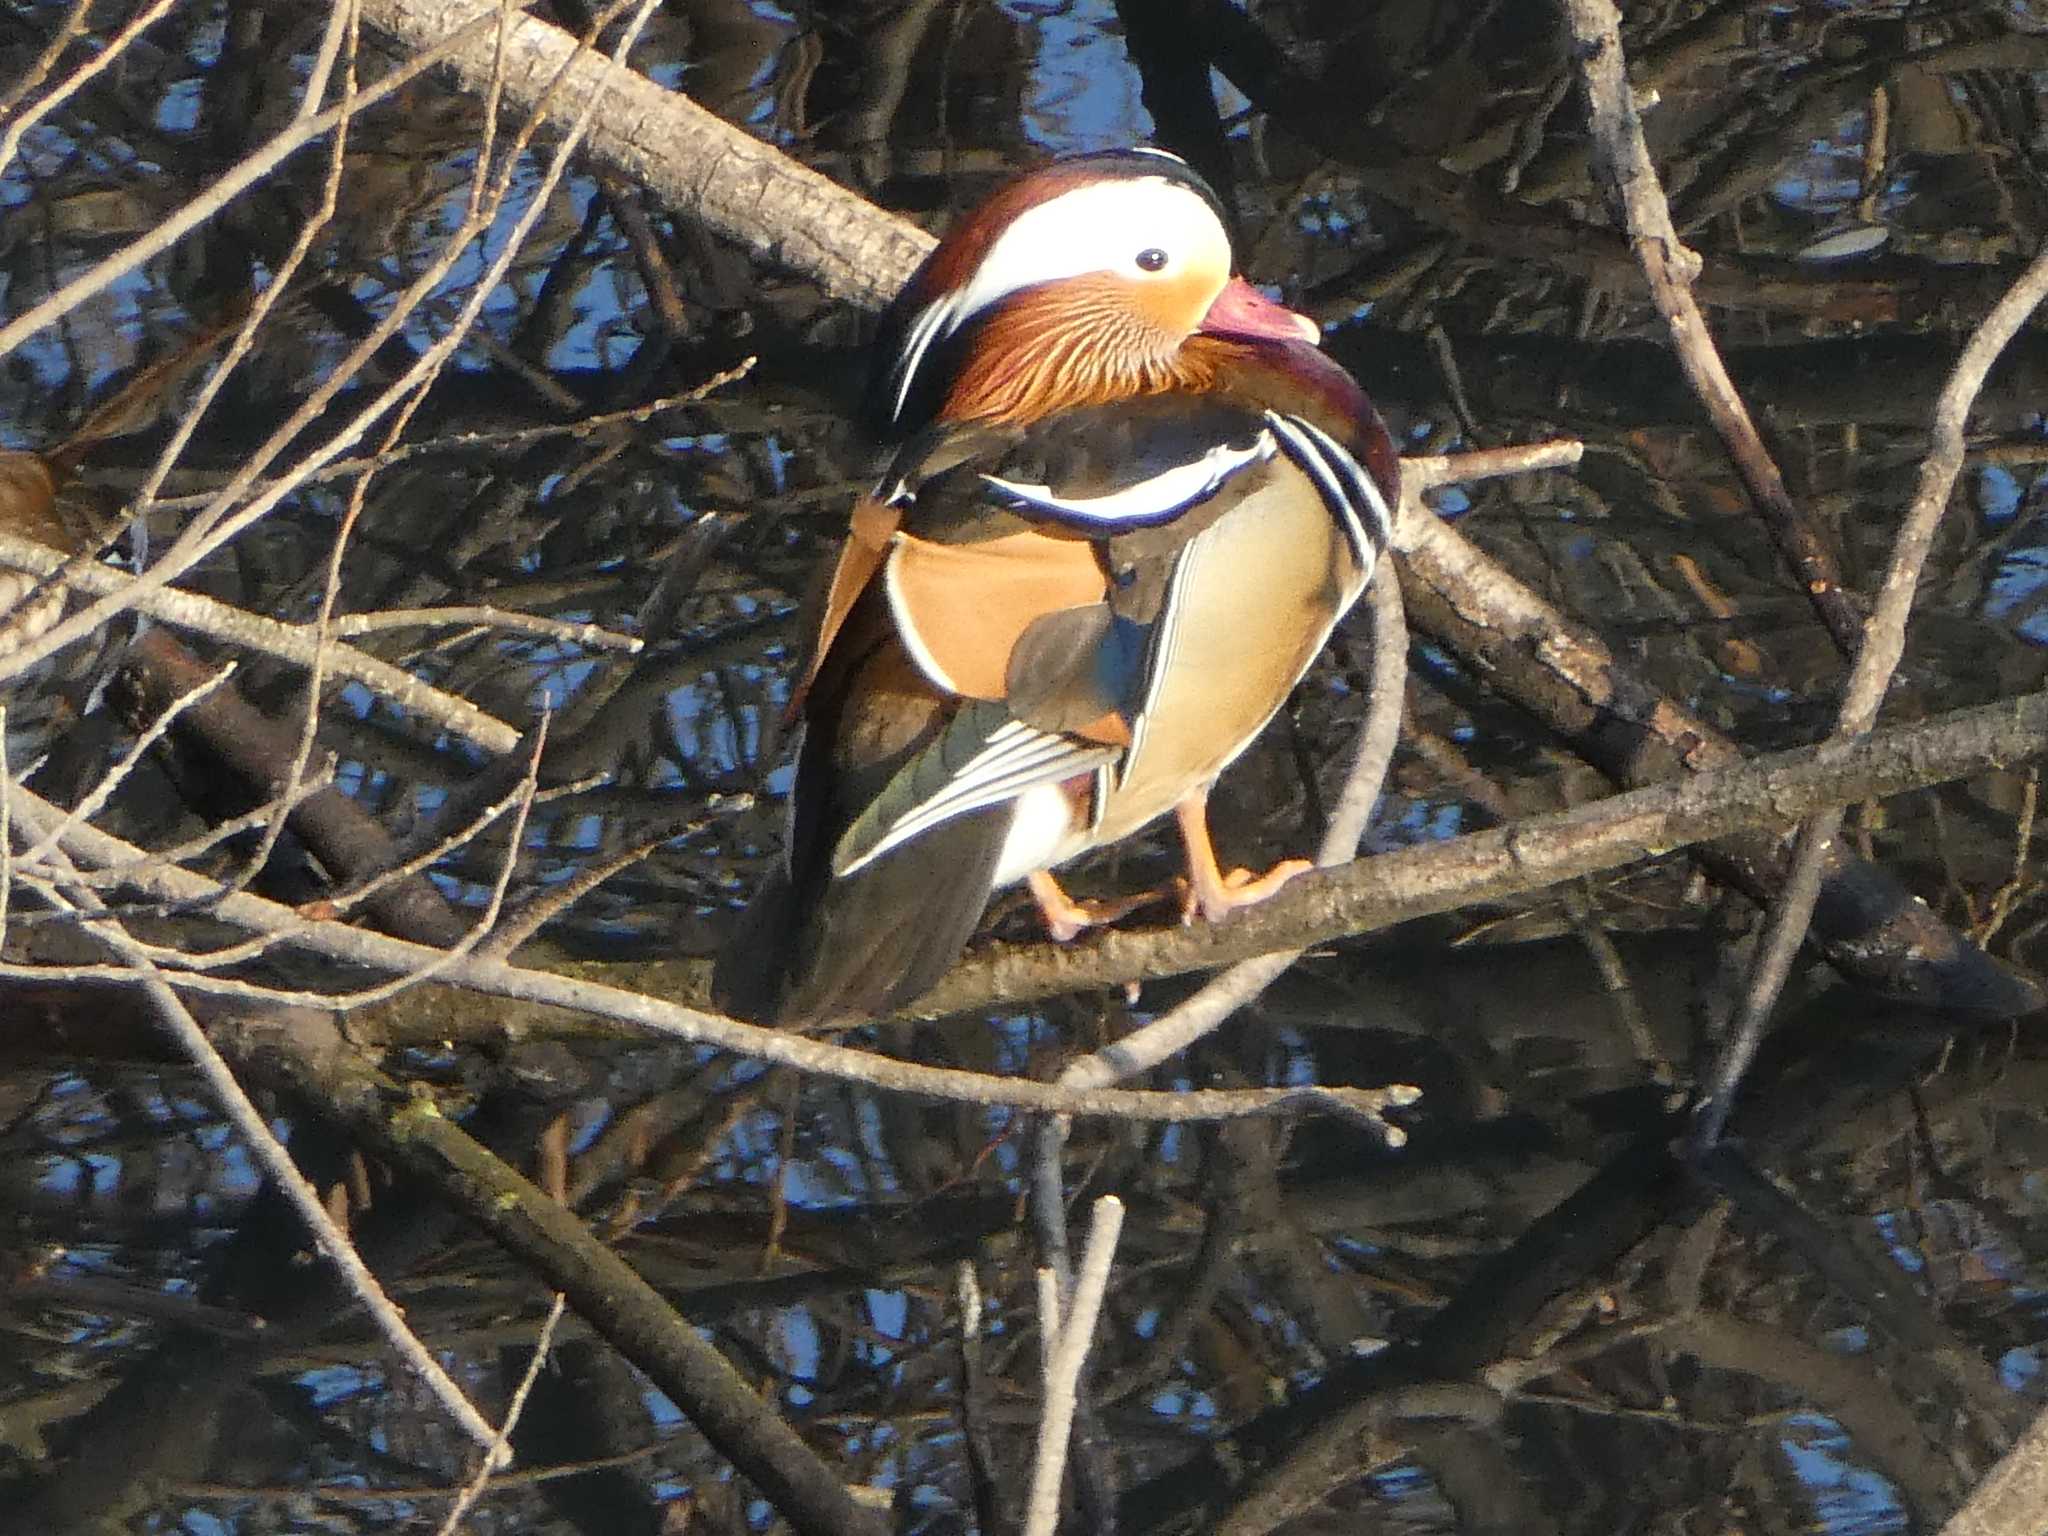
1259;410;1394;587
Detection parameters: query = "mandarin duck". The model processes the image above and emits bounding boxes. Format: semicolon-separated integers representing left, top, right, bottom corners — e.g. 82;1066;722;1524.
715;148;1400;1025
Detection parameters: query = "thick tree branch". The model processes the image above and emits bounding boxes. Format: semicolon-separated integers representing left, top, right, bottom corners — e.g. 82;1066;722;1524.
220;1006;890;1536
12;686;2045;1061
357;0;934;308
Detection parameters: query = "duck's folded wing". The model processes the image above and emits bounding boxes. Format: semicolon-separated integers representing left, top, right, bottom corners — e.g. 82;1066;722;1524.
832;700;1117;876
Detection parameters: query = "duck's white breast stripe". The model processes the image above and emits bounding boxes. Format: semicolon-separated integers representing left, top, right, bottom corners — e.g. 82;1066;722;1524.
1282;412;1395;552
979;434;1273;528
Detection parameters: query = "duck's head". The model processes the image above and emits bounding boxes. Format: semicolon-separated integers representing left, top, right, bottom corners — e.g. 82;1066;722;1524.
872;148;1319;436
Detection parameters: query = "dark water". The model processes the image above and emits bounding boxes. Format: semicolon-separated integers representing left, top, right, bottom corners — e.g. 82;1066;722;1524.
2;1;2048;1532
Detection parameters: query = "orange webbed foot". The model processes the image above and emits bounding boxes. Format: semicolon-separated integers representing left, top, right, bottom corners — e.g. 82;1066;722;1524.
1027;870;1163;942
1173;792;1312;925
1176;857;1314;926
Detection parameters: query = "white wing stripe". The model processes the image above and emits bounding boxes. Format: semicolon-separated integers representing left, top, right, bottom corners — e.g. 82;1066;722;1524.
1120;529;1204;787
979;434;1273;527
838;722;1116;876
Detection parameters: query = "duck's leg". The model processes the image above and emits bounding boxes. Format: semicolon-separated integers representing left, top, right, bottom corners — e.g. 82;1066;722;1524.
1173;791;1312;925
1026;870;1163;942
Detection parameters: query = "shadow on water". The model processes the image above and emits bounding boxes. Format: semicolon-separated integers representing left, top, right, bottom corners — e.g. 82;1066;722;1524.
2;1;2048;1531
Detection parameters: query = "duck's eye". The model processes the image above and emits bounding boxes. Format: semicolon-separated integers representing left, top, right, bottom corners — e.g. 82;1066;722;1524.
1134;248;1169;273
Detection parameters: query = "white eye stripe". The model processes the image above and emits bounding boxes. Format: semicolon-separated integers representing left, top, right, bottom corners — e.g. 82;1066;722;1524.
951;179;1228;338
884;177;1230;427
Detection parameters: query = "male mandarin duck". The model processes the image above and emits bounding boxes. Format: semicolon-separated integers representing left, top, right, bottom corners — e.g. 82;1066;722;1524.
715;148;1400;1025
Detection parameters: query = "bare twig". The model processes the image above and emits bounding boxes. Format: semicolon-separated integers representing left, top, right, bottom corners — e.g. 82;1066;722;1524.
0;8;495;365
434;1292;569;1533
0;0;180;179
0;0;659;694
956;1261;1004;1534
1689;199;2048;1152
327;605;642;652
226;1013;892;1536
0;0;92;125
480;833;673;959
13;810;506;1461
1562;0;1862;657
1034;566;1415;1283
14;657;238;870
0;530;524;753
1025;1196;1125;1536
137;361;757;513
1401;439;1582;490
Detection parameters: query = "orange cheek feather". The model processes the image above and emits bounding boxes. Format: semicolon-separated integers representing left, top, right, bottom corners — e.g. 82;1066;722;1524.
1135;267;1224;339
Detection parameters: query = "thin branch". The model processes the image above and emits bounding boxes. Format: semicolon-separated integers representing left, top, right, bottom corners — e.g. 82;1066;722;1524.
1840;244;2048;738
1056;564;1411;1096
434;1292;568;1533
138;360;757;512
0;0;657;693
1034;565;1412;1282
13;811;506;1461
328;605;642;652
119;0;363;539
956;1261;1004;1535
1401;439;1582;490
0;8;496;365
1025;1196;1126;1536
0;530;524;753
1686;147;2048;1153
1562;0;1862;656
225;1011;892;1536
0;0;180;180
0;0;92;125
480;833;670;959
13;657;238;870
